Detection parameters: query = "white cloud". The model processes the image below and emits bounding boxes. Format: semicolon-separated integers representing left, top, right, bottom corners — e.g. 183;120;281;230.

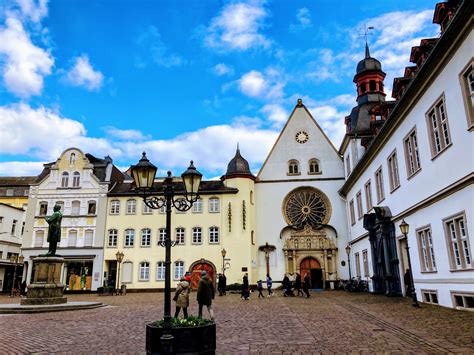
135;26;186;68
213;63;234;76
260;103;288;127
239;70;266;97
64;55;104;91
238;68;285;99
105;127;151;141
0;17;53;97
0;161;46;176
289;7;312;32
205;2;270;52
15;0;48;23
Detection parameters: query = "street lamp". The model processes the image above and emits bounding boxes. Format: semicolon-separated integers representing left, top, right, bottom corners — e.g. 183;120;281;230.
399;219;419;307
9;253;24;297
131;152;202;354
115;251;124;295
221;248;227;275
345;244;352;280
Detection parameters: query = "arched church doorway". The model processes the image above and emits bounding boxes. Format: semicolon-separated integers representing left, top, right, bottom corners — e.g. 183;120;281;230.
300;257;323;289
189;260;216;290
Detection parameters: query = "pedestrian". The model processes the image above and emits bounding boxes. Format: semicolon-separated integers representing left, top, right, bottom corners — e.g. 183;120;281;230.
174;276;190;318
257;280;264;298
303;272;311;298
221;273;227;295
197;270;215;320
20;280;27;296
266;274;274;297
295;273;304;296
184;271;192;283
242;273;249;300
282;274;293;297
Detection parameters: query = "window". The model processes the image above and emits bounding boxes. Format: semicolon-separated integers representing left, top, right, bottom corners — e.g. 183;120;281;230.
108;229;118;247
362;249;369;277
209;198;219;213
143;201;152;214
308;159;320;174
158;228;166;244
209;226;219;244
426;96;452;157
364;180;373;212
355;252;361;277
39;201;48;216
71;200;81;215
125;229;135;247
356;191;363;220
404;127;421;177
156;262;165;280
34;230;44;247
387;150;400;192
68;230;77;247
141;228;151;247
288;160;300;175
110;200;120;215
6;189;13;196
139;262;150;281
444;213;471;270
374;167;384;203
369;80;376;92
459;60;474;129
192;199;203;213
126;199;137;214
452;292;474;309
61;172;69;187
72;172;80;187
349;199;355;225
87;201;96;215
174;261;184;280
122;262;133;283
192;227;202;244
11;219;17;236
176;228;185;245
345;155;351;176
422;290;439;304
416;226;437;272
84;230;93;247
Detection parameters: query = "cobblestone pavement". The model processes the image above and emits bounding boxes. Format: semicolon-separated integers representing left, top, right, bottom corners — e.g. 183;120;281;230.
0;290;473;354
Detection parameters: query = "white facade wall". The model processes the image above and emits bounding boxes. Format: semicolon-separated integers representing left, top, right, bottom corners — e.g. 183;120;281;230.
344;31;474;308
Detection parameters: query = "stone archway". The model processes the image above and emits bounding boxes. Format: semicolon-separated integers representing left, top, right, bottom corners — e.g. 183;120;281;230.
300;257;323;289
189;259;217;290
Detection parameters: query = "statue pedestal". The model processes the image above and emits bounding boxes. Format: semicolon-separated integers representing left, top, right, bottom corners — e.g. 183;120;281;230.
21;256;67;305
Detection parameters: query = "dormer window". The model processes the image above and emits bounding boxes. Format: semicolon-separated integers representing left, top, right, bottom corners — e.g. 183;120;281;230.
61;172;69;187
288;160;300;175
308;159;321;174
72;172;80;187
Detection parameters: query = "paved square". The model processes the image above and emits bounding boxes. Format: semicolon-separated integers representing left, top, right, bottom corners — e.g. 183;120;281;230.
0;290;473;354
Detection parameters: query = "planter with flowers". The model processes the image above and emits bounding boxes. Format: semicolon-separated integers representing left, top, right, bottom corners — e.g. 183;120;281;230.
146;316;216;355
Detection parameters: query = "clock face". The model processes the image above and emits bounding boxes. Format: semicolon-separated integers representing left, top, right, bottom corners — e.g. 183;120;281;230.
295;131;309;144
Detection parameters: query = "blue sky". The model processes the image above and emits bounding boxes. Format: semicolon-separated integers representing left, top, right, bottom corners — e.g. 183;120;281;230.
0;0;439;178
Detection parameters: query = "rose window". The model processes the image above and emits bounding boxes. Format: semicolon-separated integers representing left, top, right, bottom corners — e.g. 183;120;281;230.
282;187;331;228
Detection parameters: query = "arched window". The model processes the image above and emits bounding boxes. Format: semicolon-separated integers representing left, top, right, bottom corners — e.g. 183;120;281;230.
308;159;321;174
108;229;118;247
156;262;165;280
39;201;48;216
61;172;69;187
369;80;377;92
139;262;150;281
158;228;166;244
141;228;151;247
174;261;184;280
72;172;80;187
125;229;135;247
87;200;96;215
126;199;137;214
84;229;94;247
209;226;219;244
71;200;81;215
192;227;202;244
68;230;77;247
110;200;120;215
209;197;219;213
176;228;185;245
288;160;300;175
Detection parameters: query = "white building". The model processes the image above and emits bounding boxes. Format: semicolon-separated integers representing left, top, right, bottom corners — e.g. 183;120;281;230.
0;202;26;293
255;100;349;288
339;0;473;309
22;148;124;291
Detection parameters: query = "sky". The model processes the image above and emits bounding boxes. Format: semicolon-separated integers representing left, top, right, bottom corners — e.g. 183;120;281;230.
0;0;440;179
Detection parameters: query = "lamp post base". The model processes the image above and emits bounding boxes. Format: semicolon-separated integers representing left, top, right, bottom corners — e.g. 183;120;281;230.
160;333;174;355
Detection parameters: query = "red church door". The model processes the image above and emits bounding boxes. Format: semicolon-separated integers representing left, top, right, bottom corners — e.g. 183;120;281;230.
300;257;323;289
190;262;215;290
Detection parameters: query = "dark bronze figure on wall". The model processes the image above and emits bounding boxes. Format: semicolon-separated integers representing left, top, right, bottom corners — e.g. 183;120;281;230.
44;204;63;256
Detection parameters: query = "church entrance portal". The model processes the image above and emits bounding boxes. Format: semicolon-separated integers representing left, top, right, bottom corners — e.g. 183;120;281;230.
190;260;216;290
300;257;323;289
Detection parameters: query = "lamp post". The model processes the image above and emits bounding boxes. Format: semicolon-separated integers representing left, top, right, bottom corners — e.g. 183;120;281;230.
221;249;227;275
345;244;352;280
115;251;124;295
9;253;24;297
131;152;202;354
399;219;419;307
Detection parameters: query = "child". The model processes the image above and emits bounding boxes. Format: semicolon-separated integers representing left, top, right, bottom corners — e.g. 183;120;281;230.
257;280;264;298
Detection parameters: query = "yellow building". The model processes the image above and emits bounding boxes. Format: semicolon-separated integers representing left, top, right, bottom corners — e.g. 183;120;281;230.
0;176;37;209
104;148;256;290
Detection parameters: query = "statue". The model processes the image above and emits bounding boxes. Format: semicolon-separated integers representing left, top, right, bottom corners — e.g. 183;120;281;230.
44;204;62;256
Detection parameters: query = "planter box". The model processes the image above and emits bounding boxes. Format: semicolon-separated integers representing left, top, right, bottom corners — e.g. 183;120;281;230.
146;322;216;355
